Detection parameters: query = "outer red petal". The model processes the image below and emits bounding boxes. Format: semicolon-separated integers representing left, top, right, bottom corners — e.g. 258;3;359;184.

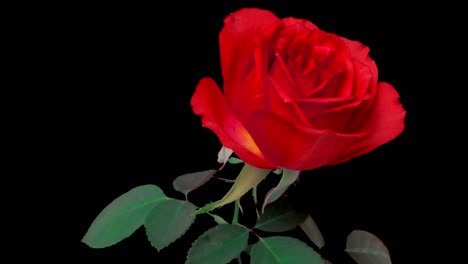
191;77;276;169
331;82;406;164
340;37;378;97
340;37;377;73
281;17;318;31
242;111;365;171
220;8;279;106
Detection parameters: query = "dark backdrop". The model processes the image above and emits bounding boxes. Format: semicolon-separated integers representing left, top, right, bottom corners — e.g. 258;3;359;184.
62;1;424;263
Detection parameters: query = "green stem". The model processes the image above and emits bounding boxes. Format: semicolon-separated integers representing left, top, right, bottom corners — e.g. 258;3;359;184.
232;200;241;263
232;200;240;224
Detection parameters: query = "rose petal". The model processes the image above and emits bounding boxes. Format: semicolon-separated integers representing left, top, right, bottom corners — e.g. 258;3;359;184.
243;111;365;170
258;18;322;99
338;75;379;133
296;96;358;116
235;36;312;128
331;82;406;164
352;59;376;98
191;77;276;169
220;8;279;107
340;37;378;97
293;31;354;98
308;105;362;134
267;73;313;127
262;23;349;100
296;96;364;131
269;49;301;99
340;37;377;73
282;17;318;32
261;17;318;54
288;31;334;73
228;50;267;115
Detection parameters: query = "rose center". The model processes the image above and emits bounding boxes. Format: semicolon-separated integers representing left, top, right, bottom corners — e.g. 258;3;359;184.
288;44;335;75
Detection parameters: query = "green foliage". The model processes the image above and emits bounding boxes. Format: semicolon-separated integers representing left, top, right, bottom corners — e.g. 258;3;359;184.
250;236;323;264
83;170;391;264
272;169;283;175
82;185;167;248
345;230;392;264
194;164;270;215
208;213;228;224
186;224;249;264
228;157;244;164
255;200;307;232
145;199;197;250
262;169;300;212
173;170;216;195
300;215;325;249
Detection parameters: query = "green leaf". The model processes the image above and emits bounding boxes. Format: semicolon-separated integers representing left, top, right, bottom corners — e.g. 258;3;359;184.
186;224;249;264
250;236;323;264
208;213;228;224
300;215;325;249
173;170;216;195
262;169;300;212
252;187;258;205
228;157;244;164
82;184;167;248
145;199;197;250
255;200;307;232
273;168;283;175
194;164;270;215
345;230;392;264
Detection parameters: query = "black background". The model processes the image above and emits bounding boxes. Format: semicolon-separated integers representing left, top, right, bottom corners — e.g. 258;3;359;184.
43;0;432;262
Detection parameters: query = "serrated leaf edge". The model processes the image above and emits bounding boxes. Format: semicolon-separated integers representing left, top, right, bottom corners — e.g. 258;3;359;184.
144;199;197;251
173;170;217;195
255;209;304;232
82;185;168;248
185;224;249;264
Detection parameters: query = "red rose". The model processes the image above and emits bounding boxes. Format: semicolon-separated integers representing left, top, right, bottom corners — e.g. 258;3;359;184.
191;8;406;171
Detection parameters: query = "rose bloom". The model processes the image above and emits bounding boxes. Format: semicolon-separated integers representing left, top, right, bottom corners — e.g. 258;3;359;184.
192;8;406;171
